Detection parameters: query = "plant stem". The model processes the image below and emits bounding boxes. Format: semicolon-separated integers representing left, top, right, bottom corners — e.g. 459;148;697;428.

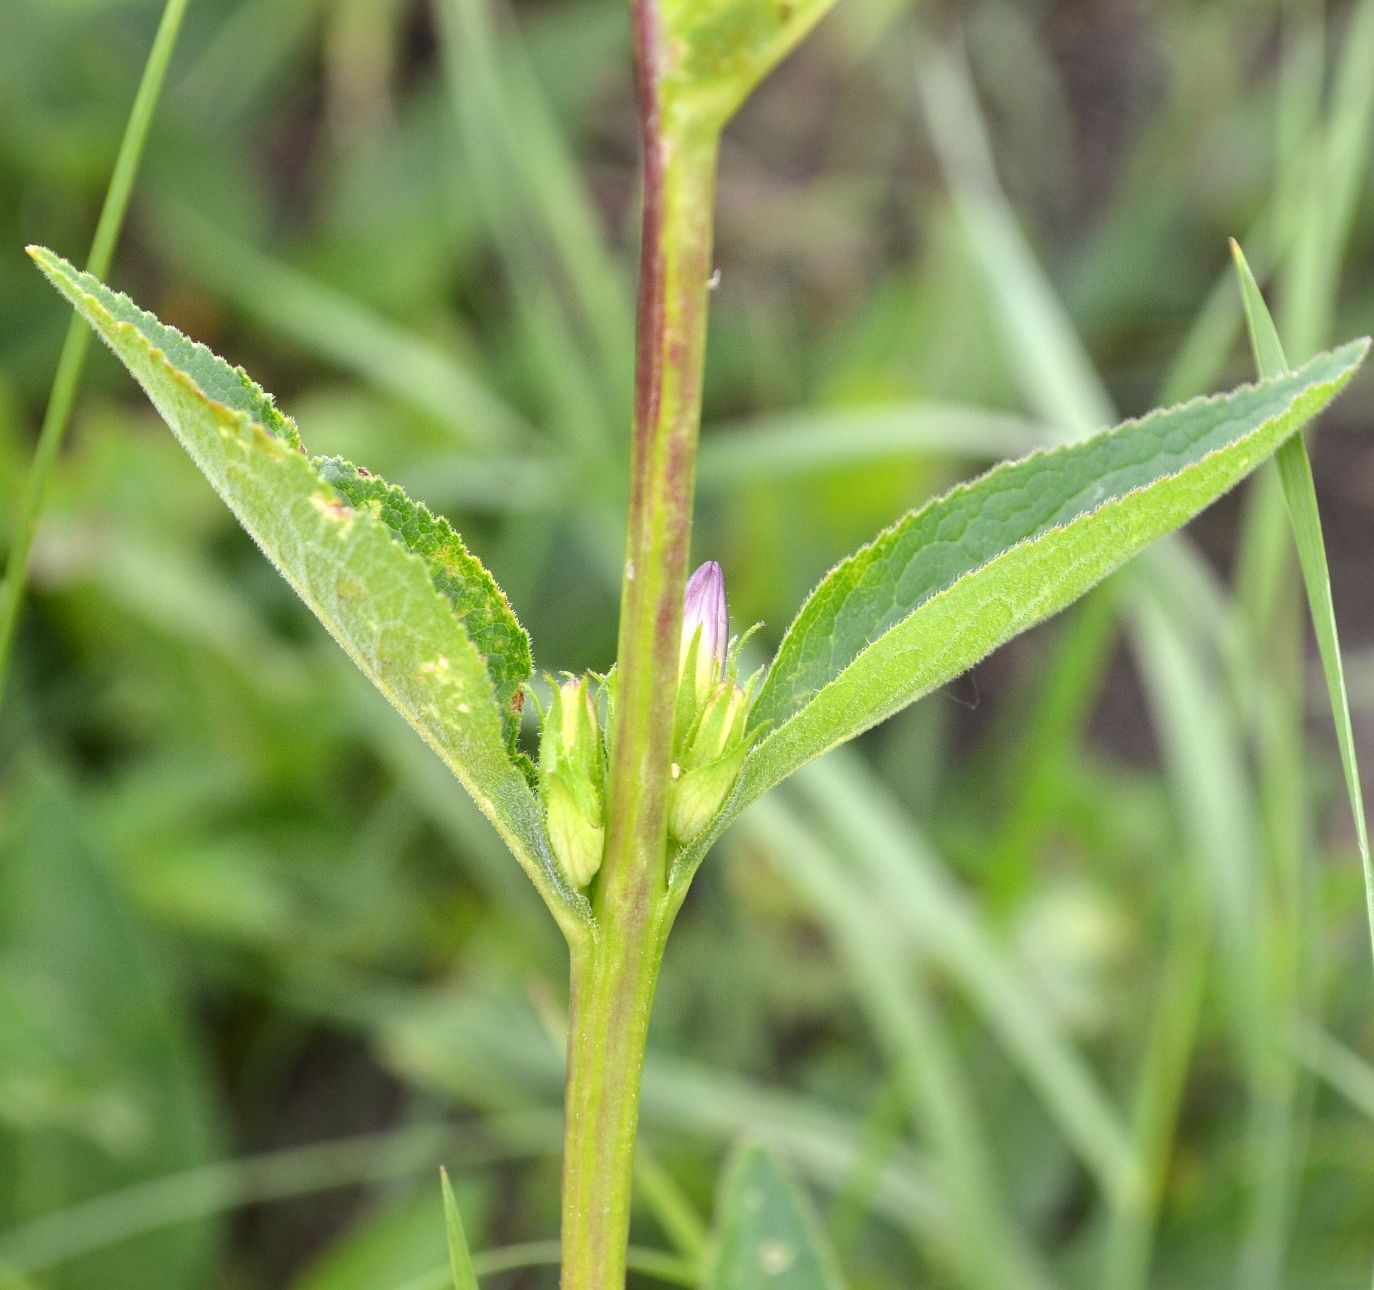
0;0;189;713
600;80;719;913
559;3;721;1283
561;905;674;1288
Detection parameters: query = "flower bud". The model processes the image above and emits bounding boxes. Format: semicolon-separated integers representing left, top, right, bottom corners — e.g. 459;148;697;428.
680;561;728;711
668;680;750;843
538;676;606;888
683;681;749;767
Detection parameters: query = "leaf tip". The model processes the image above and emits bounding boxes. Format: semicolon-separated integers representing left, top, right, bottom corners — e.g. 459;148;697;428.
1228;236;1258;283
25;245;76;294
1340;334;1373;372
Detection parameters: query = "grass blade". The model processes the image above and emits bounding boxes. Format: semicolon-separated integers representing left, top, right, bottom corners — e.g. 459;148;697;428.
797;753;1138;1206
0;0;190;711
153;206;531;451
697;404;1047;488
743;795;1051;1290
1231;239;1374;967
439;1170;478;1290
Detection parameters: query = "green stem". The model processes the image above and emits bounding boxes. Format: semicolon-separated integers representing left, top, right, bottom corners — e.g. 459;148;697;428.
560;905;674;1288
559;4;720;1282
0;0;189;711
599;128;719;912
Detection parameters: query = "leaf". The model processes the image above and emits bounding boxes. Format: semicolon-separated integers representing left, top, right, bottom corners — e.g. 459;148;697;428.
704;1144;846;1290
0;760;220;1290
1231;242;1290;377
27;246;588;935
659;0;841;133
317;457;531;753
440;1169;480;1290
289;1192;447;1290
738;341;1367;814
1230;240;1374;957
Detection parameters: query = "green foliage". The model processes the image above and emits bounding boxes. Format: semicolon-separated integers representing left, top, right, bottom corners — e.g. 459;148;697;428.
717;343;1366;855
1230;241;1373;951
290;1191;448;1290
318;457;533;753
659;0;841;132
26;247;587;935
42;252;1367;947
440;1170;479;1290
0;762;219;1290
0;0;189;699
705;1145;846;1290
8;1;1374;1288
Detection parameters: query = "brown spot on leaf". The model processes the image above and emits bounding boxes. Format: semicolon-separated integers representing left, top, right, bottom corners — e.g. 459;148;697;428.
311;493;353;521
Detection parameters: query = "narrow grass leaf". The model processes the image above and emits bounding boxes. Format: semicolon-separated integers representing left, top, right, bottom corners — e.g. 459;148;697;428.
1231;239;1374;964
389;1241;697;1289
376;989;945;1248
433;0;632;426
1293;1022;1374;1123
743;797;1048;1290
796;753;1137;1206
439;1170;478;1290
917;42;1113;437
0;0;189;706
153;207;530;451
27;247;588;935
697;405;1047;489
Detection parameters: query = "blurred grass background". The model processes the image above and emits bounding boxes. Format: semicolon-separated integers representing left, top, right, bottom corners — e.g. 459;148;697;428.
3;0;1374;1286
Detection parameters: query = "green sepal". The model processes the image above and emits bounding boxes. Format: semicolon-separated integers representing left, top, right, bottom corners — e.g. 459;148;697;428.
538;675;607;888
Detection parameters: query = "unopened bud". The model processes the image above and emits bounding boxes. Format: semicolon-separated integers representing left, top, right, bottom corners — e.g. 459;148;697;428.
539;676;606;888
680;561;728;710
668;681;750;843
683;682;749;768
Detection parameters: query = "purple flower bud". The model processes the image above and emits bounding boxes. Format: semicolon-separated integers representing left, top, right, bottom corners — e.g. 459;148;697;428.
681;561;728;700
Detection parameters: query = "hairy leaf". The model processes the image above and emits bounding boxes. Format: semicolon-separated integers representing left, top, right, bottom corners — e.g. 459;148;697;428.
28;246;587;934
318;457;531;752
705;1144;846;1290
739;340;1366;812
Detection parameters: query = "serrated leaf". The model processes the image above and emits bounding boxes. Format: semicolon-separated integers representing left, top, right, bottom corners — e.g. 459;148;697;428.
704;1144;846;1290
27;246;587;935
739;341;1366;813
317;456;531;754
